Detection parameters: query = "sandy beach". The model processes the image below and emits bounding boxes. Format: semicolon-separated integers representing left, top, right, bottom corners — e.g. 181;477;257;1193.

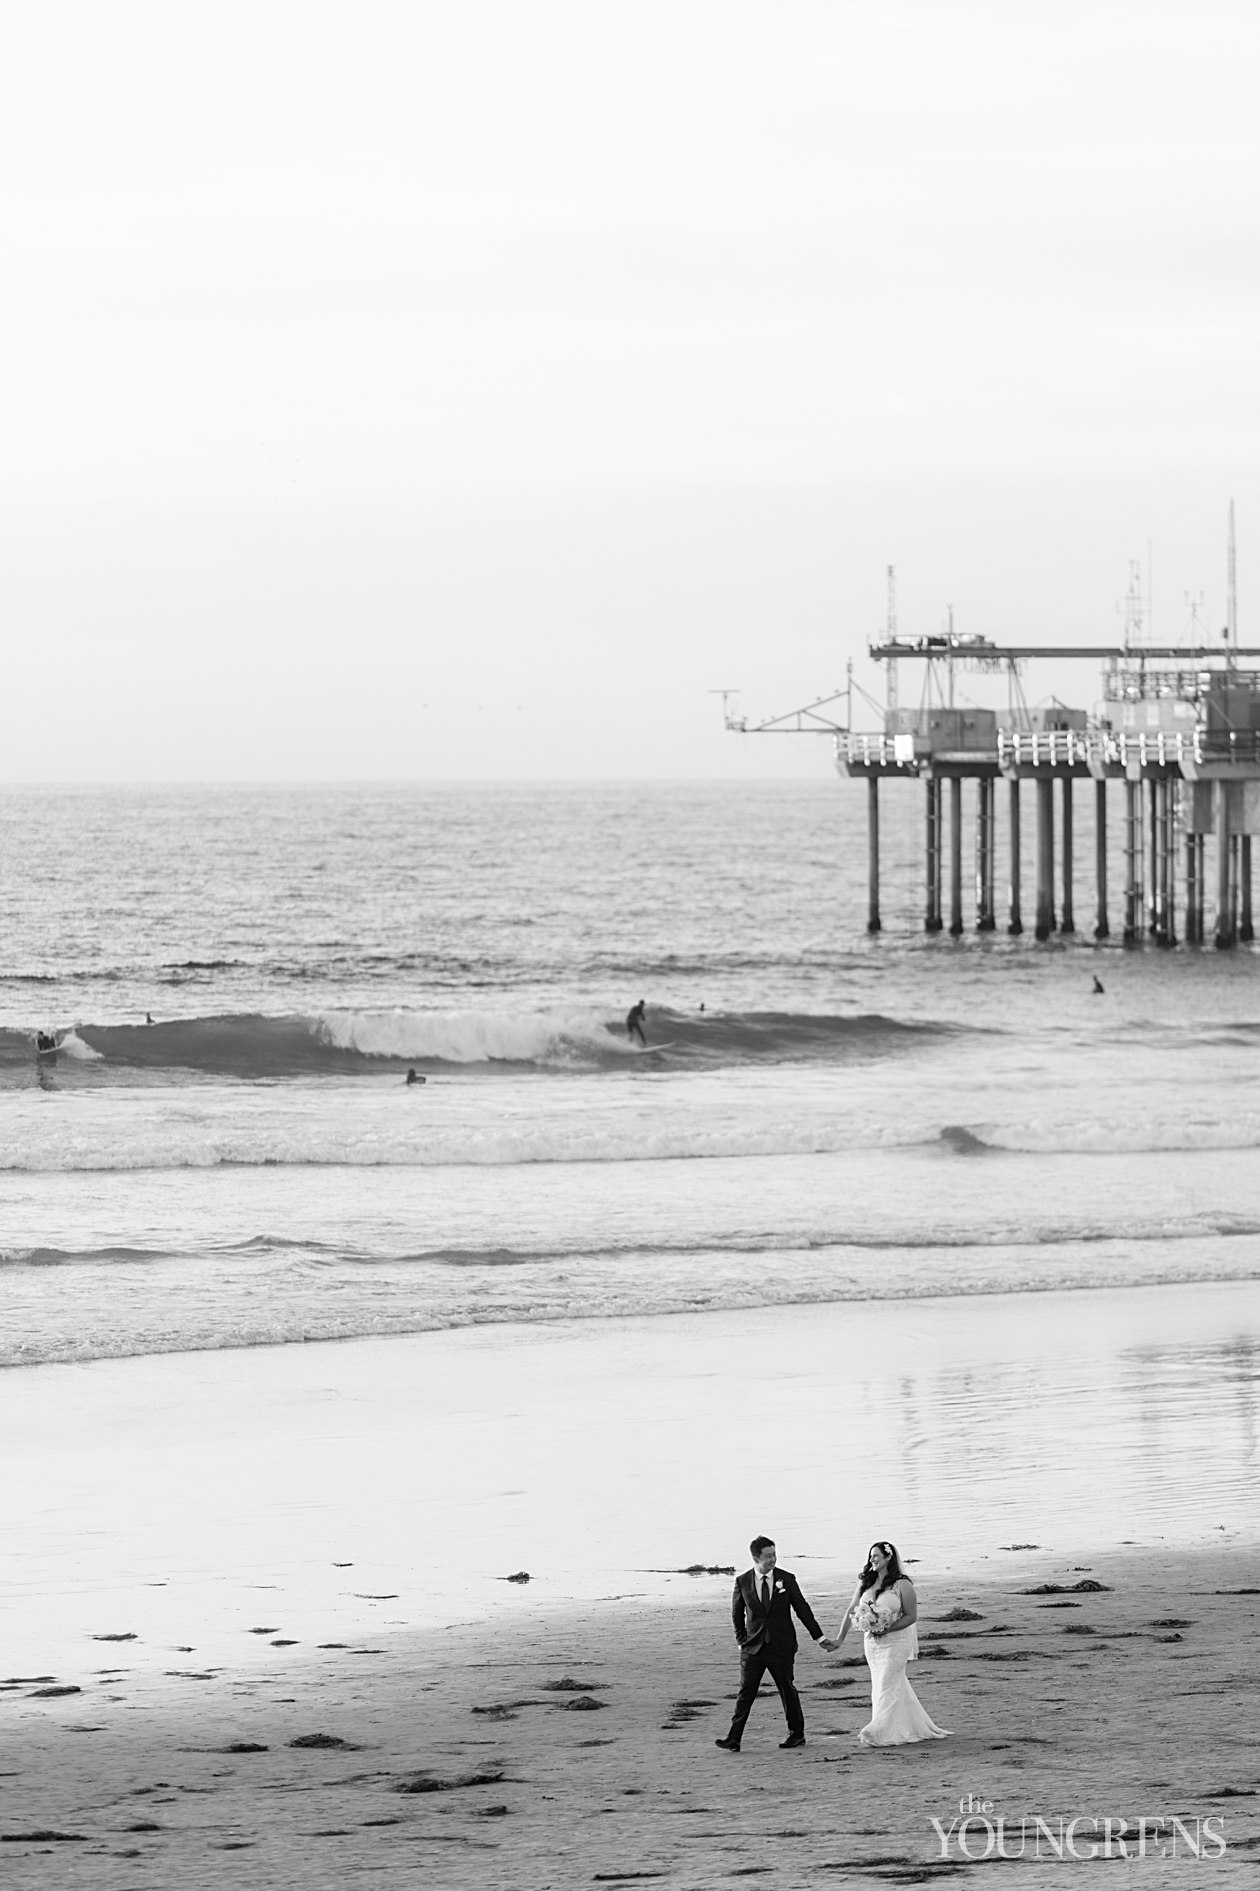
3;1284;1257;1885
3;1548;1257;1887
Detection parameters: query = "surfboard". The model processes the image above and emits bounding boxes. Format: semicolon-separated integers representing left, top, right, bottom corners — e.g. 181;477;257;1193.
636;1039;679;1054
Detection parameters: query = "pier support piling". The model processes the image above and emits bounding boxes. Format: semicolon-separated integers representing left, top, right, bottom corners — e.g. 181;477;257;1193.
1148;778;1168;945
1215;782;1235;948
1164;782;1177;946
976;778;996;930
866;777;881;933
1007;780;1023;934
1148;779;1163;942
1242;836;1254;943
1060;778;1075;934
1094;780;1109;938
1199;834;1208;941
1035;778;1056;940
949;777;964;936
1186;831;1200;944
925;778;943;932
1123;781;1140;942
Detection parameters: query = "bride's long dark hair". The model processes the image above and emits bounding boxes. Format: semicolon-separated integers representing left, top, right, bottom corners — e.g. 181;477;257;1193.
859;1541;904;1598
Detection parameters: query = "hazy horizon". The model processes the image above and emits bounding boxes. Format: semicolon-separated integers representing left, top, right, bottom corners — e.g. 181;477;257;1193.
5;1;1258;780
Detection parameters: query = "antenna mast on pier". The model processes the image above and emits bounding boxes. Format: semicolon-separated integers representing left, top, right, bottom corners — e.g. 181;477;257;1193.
885;566;898;711
1226;499;1238;667
1122;560;1145;653
1185;591;1206;640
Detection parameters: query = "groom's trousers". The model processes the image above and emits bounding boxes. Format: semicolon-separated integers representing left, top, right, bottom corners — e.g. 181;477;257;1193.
727;1645;805;1743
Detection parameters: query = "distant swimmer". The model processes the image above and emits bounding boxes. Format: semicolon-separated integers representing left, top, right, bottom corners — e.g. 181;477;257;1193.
146;1012;154;1024
405;1067;426;1086
626;999;648;1047
1092;976;1105;995
35;1030;57;1056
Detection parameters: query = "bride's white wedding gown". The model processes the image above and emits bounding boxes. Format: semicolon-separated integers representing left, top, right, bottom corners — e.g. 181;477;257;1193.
860;1620;950;1745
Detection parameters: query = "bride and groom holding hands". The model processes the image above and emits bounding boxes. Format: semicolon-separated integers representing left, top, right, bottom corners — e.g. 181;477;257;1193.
714;1534;949;1753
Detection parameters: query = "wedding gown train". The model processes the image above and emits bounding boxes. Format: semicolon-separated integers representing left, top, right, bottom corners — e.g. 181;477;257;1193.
859;1624;950;1745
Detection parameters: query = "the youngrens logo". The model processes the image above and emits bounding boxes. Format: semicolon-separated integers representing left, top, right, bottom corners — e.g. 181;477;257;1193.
931;1796;1228;1861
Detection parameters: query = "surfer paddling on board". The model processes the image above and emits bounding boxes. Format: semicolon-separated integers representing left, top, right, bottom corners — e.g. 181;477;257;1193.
626;999;648;1047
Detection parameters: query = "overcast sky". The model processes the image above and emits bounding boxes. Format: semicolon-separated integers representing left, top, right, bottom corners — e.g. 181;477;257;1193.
4;0;1258;779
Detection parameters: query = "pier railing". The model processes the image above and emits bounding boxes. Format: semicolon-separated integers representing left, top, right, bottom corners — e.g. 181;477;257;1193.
838;733;919;769
838;728;1260;772
997;731;1093;768
1192;729;1260;764
1000;729;1260;770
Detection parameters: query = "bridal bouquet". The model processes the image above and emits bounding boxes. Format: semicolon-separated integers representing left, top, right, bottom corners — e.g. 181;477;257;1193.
854;1592;902;1637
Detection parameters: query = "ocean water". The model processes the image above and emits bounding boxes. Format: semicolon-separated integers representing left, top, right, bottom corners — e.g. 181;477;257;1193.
3;779;1260;1369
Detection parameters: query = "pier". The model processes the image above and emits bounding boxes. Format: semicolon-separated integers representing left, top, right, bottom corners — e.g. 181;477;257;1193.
727;633;1260;948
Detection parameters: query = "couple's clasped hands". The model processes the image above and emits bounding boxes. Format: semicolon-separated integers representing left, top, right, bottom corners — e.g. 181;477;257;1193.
820;1620;892;1651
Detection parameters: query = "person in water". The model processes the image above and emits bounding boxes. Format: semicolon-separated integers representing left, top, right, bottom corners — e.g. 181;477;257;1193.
35;1030;57;1054
1092;976;1104;994
626;1000;647;1046
405;1067;426;1086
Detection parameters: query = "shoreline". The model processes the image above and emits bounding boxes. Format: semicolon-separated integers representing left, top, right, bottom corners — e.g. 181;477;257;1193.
5;1279;1256;1675
7;1238;1260;1373
4;1544;1257;1886
3;1280;1257;1882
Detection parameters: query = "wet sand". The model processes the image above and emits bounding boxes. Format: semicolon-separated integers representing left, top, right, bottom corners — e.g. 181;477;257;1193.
2;1282;1258;1883
3;1546;1257;1886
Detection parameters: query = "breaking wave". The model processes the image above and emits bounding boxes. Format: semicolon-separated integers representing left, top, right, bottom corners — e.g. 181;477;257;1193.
0;1006;957;1083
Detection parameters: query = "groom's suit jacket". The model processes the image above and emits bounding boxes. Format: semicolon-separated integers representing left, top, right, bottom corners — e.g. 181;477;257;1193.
732;1566;824;1655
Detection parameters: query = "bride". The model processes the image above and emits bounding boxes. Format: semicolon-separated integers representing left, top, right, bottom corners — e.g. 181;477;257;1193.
825;1541;950;1745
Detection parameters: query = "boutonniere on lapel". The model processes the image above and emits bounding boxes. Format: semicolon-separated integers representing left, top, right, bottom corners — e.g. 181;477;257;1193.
773;1581;784;1595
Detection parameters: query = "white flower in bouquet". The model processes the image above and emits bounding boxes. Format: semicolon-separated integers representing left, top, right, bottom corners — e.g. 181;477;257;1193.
855;1590;902;1637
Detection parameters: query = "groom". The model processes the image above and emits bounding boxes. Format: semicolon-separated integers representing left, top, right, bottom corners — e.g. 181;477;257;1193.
715;1535;826;1752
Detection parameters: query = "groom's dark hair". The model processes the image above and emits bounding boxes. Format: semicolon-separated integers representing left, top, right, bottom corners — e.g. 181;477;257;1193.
749;1535;775;1558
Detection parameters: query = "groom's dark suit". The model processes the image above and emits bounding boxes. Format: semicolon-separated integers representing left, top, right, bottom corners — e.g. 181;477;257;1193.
724;1565;824;1746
